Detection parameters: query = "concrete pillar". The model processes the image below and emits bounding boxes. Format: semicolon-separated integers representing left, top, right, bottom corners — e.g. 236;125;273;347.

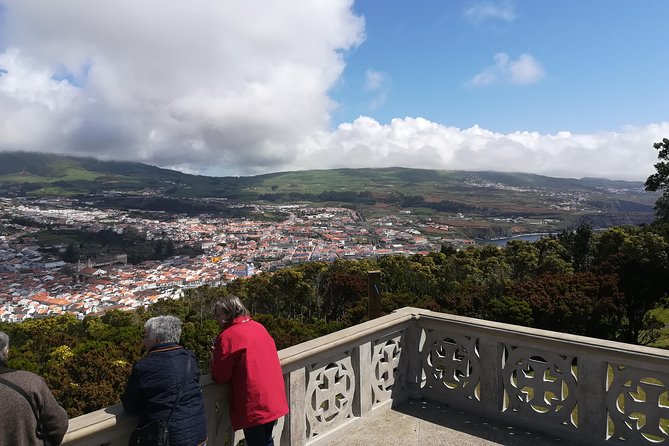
284;368;307;446
354;341;373;416
478;338;503;416
405;317;423;399
577;357;607;446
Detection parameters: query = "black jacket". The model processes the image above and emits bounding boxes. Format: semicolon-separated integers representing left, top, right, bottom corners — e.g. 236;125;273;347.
121;343;207;446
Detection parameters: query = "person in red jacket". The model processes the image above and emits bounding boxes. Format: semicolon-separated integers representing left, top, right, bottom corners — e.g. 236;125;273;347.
211;295;288;446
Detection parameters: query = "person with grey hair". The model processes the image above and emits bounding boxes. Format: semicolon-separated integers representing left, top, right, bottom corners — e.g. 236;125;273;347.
122;316;207;446
211;296;288;446
0;330;69;445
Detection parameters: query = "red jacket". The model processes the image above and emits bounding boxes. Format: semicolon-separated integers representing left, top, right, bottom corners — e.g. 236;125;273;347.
211;316;288;430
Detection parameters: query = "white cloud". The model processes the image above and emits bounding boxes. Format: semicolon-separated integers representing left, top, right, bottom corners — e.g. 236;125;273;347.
0;1;663;182
0;0;365;171
291;117;668;181
363;68;389;110
364;69;385;92
508;54;546;84
463;1;516;24
469;53;545;86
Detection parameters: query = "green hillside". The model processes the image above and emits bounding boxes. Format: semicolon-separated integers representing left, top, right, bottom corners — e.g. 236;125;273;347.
0;152;658;229
0;151;213;196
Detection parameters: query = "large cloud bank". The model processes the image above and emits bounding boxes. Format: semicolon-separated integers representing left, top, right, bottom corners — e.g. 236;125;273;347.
296;118;669;181
0;0;364;173
0;0;665;181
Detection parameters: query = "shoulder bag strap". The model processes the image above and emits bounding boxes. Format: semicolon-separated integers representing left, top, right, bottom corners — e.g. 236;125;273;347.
0;376;46;441
165;353;192;424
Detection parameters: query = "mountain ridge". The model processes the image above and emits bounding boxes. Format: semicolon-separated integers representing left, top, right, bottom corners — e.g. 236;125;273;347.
0;151;658;235
0;151;648;186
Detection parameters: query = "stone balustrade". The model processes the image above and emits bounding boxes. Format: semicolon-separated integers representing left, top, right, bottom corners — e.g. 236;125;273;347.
62;307;669;446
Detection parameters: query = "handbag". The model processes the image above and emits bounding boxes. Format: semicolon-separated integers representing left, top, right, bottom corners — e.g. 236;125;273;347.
128;419;169;446
0;376;52;446
128;356;192;446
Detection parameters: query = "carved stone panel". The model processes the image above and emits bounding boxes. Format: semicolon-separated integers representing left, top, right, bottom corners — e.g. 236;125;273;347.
607;363;669;444
420;329;480;402
502;345;577;429
304;351;356;439
371;331;406;406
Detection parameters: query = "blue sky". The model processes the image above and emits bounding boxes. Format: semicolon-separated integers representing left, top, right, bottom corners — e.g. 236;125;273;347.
0;0;667;180
333;1;669;134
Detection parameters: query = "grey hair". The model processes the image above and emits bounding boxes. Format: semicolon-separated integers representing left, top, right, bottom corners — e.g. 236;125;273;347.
0;331;9;362
144;316;182;344
214;295;250;321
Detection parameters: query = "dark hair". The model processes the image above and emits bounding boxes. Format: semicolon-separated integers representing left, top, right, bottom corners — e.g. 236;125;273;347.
214;295;250;321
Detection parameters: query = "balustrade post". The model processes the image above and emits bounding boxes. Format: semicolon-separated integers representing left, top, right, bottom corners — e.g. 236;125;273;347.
405;318;422;399
354;341;373;416
478;337;503;416
577;357;607;446
284;368;307;446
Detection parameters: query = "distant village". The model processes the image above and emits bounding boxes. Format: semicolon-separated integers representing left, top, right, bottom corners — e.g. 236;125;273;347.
0;196;471;322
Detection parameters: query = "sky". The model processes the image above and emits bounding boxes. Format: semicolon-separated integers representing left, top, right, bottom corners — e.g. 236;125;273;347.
0;0;668;181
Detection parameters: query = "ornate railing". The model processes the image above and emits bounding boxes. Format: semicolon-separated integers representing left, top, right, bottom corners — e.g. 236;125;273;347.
62;307;669;446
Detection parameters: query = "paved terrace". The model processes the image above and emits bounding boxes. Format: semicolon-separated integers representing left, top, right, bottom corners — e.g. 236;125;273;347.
61;307;669;446
325;399;565;446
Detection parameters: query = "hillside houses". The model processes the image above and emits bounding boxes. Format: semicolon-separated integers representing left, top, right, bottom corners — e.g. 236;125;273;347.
2;199;445;322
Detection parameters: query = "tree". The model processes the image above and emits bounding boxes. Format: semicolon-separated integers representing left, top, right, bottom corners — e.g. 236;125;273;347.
534;237;573;275
500;272;624;339
45;341;133;417
593;227;629;265
62;244;79;263
440;243;458;256
484;295;533;326
445;247;484;287
153;239;164;257
504;240;539;280
165;240;176;257
478;256;511;300
559;223;594;272
595;230;669;343
250;269;316;320
379;255;439;299
645;137;669;221
319;260;371;321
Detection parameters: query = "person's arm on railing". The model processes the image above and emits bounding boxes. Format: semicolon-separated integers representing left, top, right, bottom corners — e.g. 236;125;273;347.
210;336;234;385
